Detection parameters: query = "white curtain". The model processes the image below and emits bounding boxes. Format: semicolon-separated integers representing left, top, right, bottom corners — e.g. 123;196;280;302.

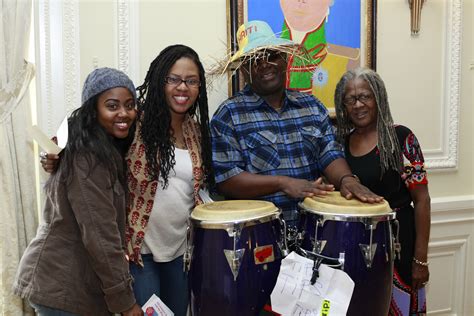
0;0;37;315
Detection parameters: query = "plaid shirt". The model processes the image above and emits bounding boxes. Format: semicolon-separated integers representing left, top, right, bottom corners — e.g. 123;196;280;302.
211;85;344;222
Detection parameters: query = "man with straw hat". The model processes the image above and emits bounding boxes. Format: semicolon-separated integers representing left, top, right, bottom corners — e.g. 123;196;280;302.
210;20;382;226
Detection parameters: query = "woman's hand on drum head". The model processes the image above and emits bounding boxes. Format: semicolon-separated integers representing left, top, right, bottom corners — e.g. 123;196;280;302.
280;177;334;198
412;261;429;290
340;178;384;203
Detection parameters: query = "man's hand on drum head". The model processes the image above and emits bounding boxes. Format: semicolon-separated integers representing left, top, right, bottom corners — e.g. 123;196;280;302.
340;177;384;203
280;176;334;199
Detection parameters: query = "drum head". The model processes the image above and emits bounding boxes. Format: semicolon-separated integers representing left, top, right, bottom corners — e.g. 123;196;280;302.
301;191;391;216
191;200;278;223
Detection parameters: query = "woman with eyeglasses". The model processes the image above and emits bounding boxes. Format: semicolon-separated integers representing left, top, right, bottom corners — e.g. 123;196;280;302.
125;44;214;315
334;67;431;315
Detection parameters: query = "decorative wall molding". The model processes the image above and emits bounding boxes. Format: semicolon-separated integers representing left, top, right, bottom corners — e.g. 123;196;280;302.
428;237;469;315
431;195;474;225
117;0;140;85
425;0;462;169
428;195;473;316
35;0;52;133
62;0;80;116
35;0;80;135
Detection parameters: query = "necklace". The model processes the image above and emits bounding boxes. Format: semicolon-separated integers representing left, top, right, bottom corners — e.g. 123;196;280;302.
172;136;187;149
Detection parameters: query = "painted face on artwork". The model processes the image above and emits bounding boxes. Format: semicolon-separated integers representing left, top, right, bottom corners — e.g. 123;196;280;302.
241;50;288;98
343;78;378;130
280;0;331;32
164;57;200;119
96;87;136;139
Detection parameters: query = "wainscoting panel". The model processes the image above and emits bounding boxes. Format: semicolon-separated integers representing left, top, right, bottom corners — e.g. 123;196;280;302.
427;196;474;315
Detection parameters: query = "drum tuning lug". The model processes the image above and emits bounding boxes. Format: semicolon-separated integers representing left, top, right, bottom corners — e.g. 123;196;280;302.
183;225;193;272
278;217;290;256
392;219;402;260
359;243;378;268
297;231;304;243
224;249;245;281
394;242;402;260
278;242;289;257
312;240;327;254
183;246;193;272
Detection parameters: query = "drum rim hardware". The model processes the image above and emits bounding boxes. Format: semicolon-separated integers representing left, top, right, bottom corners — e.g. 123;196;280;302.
298;204;396;227
298;209;396;270
190;212;281;229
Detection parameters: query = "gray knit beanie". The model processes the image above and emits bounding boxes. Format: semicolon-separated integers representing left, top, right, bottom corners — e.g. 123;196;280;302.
82;67;137;105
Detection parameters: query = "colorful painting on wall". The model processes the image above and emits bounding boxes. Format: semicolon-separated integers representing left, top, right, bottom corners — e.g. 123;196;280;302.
228;0;376;114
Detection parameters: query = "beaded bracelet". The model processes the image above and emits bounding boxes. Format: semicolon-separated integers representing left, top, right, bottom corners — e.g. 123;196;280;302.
413;257;429;266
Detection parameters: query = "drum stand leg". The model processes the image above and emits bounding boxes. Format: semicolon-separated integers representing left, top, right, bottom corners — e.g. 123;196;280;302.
310;258;323;285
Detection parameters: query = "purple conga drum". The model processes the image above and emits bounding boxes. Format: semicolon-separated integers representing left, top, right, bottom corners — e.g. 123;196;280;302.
298;192;396;316
186;200;288;316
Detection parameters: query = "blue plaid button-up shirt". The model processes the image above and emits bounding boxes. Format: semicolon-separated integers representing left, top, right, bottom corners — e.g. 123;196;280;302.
210;85;344;223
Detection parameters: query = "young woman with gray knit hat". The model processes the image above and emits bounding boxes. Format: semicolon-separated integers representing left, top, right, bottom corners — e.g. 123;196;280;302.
13;67;143;316
38;45;214;316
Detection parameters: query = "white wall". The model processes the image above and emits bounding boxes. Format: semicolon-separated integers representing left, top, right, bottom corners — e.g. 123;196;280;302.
34;0;473;314
78;0;229;117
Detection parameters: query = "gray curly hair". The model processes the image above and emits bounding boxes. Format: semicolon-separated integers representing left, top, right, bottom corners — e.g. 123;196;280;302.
334;67;402;176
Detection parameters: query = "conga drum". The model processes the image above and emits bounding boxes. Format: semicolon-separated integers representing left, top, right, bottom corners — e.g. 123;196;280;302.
187;200;287;316
298;192;395;316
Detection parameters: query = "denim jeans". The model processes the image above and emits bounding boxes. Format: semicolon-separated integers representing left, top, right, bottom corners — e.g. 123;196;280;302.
130;254;188;316
29;302;79;316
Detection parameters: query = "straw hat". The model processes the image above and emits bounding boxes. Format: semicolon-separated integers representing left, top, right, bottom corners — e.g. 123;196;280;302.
210;20;307;75
230;20;296;62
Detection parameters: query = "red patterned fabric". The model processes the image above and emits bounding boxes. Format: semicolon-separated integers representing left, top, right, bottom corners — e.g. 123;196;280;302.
125;114;204;266
389;269;427;316
398;126;428;190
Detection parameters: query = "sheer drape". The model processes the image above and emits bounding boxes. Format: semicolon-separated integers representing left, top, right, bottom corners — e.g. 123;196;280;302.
0;0;37;314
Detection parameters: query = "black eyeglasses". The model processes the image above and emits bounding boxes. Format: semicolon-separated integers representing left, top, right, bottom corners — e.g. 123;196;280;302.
165;76;200;88
343;94;373;106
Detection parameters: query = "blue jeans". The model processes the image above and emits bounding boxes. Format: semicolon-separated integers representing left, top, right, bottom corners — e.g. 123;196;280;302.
29;302;79;316
130;254;188;316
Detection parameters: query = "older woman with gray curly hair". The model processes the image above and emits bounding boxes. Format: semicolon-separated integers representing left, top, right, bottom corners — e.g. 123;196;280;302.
335;67;431;315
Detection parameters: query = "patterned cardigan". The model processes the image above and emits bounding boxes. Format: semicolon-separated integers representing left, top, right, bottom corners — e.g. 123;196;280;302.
125;114;204;266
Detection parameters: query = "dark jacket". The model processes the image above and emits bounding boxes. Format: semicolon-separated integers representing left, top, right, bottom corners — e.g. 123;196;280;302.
13;153;135;315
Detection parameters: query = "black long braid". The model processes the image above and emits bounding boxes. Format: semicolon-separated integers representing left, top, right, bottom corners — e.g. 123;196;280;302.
334;67;402;177
136;44;214;189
